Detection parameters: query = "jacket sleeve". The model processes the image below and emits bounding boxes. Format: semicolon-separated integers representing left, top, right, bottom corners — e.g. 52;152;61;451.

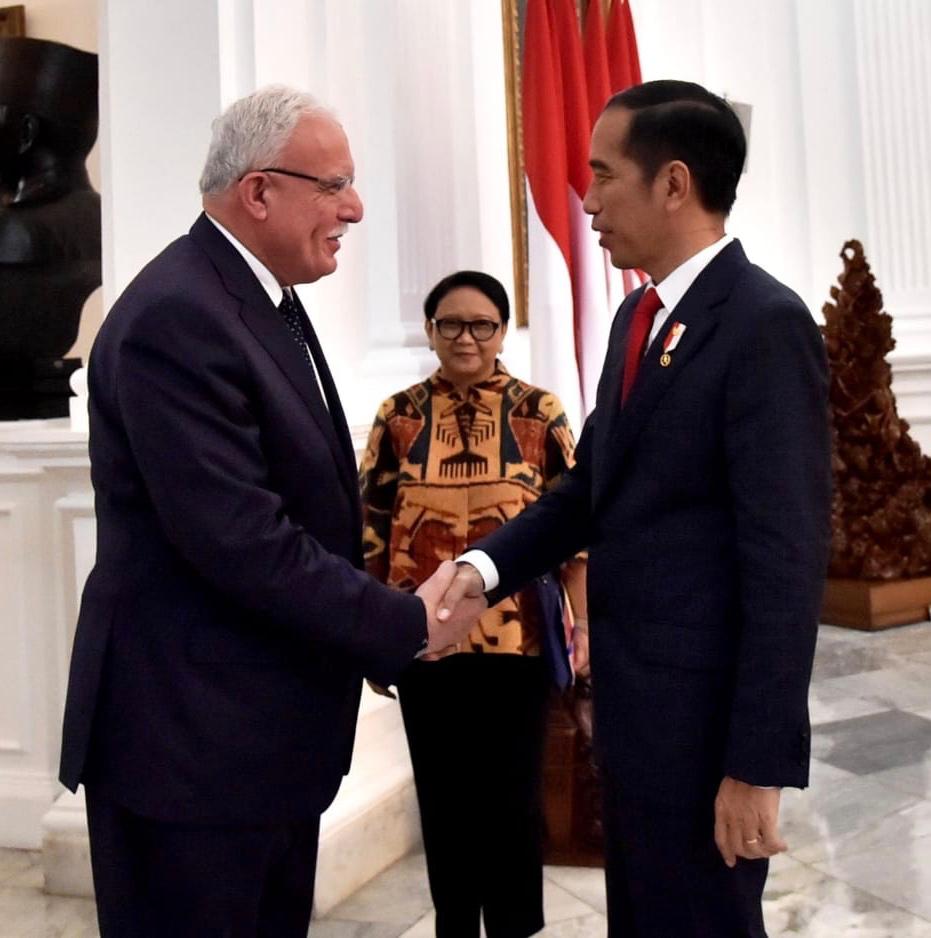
114;295;426;682
722;301;832;788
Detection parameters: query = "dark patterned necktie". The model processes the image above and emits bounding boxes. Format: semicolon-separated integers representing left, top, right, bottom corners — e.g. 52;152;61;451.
278;290;315;370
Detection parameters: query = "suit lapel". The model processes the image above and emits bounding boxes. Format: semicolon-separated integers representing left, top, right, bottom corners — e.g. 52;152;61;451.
592;242;748;508
189;215;360;508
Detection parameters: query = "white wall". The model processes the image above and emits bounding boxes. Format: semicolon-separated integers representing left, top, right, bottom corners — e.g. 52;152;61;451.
636;0;931;448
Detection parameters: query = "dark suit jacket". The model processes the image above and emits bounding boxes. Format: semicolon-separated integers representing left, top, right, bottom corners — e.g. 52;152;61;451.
59;214;426;824
478;241;831;805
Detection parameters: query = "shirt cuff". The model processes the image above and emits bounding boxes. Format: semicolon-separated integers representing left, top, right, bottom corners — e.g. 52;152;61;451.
456;550;499;592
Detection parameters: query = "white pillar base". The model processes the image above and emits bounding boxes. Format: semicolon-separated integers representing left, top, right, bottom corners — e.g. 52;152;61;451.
41;788;93;897
314;778;420;917
0;773;61;850
39;781;419;911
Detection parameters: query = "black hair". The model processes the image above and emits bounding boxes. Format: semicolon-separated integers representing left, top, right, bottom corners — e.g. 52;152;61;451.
423;270;510;324
606;79;746;216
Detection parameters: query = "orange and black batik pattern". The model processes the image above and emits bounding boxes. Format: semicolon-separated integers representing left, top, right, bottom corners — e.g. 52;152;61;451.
360;362;577;656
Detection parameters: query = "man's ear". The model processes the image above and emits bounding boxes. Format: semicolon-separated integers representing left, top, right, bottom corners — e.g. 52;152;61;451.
237;172;270;221
662;160;691;211
424;319;435;351
18;113;40;155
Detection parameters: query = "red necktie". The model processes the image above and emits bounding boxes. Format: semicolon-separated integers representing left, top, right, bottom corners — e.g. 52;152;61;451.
621;287;663;404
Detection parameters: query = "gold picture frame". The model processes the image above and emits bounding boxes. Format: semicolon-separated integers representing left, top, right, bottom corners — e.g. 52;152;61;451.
0;5;25;38
501;0;528;327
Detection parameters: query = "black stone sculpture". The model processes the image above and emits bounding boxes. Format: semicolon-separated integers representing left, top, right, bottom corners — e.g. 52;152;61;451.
0;37;100;419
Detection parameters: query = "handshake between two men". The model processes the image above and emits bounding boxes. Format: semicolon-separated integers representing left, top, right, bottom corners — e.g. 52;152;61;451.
414;560;487;657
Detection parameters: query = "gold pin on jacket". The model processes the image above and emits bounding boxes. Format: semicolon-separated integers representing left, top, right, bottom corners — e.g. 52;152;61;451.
660;322;687;367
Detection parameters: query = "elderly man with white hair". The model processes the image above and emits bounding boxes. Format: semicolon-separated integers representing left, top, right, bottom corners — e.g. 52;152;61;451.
58;85;485;938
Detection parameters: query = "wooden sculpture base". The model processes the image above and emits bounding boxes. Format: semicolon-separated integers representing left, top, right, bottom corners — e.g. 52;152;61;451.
821;577;931;630
542;693;604;867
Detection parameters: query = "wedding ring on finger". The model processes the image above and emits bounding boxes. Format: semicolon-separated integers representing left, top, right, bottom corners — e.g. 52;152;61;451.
744;838;759;845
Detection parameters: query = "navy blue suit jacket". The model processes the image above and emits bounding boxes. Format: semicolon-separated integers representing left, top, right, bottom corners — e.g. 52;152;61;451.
478;241;831;803
59;214;426;824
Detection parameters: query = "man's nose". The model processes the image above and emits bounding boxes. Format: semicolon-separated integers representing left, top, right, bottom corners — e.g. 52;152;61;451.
341;186;363;223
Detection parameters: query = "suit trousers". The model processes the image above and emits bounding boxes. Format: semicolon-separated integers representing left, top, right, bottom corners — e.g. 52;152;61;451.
84;786;320;938
601;769;769;938
398;653;549;938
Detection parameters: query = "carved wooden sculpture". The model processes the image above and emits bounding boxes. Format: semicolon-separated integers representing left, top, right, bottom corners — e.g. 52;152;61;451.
822;240;931;581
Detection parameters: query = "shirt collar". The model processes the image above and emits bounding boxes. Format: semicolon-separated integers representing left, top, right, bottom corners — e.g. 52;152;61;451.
651;234;734;314
205;213;285;308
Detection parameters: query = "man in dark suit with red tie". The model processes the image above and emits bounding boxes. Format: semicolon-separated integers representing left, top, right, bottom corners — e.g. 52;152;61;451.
59;86;484;938
443;80;831;936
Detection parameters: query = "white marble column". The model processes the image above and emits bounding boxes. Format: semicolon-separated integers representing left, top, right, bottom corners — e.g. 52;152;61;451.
638;0;931;451
296;0;525;430
850;0;931;446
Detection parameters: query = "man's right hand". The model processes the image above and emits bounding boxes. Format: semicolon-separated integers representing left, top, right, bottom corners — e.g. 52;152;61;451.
416;560;487;656
434;561;486;628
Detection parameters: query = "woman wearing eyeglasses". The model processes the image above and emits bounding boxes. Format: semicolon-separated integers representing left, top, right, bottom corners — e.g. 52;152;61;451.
359;270;587;938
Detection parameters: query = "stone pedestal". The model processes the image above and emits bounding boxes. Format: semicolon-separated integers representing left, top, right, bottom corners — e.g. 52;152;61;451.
41;789;93;897
0;419;91;850
0;359;82;421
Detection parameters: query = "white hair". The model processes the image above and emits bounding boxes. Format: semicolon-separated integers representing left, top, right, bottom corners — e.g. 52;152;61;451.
199;85;331;195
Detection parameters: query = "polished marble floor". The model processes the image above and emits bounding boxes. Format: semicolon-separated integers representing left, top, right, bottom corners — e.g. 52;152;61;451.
2;623;930;937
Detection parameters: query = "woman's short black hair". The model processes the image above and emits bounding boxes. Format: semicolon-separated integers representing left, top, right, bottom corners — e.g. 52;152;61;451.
606;79;746;216
423;270;510;325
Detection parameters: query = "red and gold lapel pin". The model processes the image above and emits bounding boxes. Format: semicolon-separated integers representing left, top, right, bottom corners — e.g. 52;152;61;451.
660;322;687;368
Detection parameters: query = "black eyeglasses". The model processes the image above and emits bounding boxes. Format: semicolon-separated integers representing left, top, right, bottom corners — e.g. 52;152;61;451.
251;167;355;195
432;318;501;341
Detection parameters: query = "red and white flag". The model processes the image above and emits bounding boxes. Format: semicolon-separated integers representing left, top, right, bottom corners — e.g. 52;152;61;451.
583;0;613;125
522;0;583;431
583;0;627;340
549;0;610;414
604;0;648;306
521;0;646;426
606;0;642;93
